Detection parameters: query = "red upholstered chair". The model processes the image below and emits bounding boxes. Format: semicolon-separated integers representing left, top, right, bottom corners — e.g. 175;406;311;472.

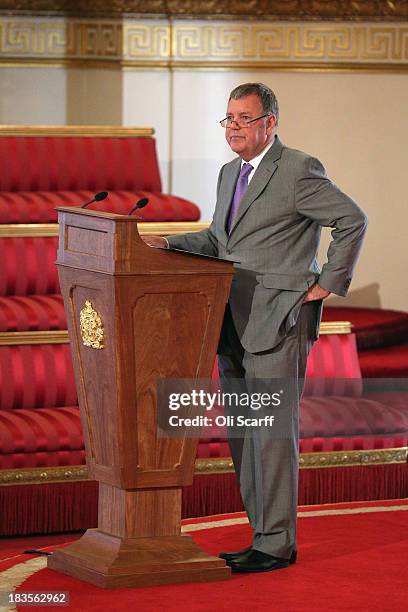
0;134;161;194
0;191;200;224
0;128;200;224
1;126;407;533
0;344;77;411
0;125;201;474
322;306;408;378
322;306;408;351
357;344;408;379
0;238;60;297
0;407;85;469
196;331;408;459
0;295;66;332
0;126;200;330
0;343;79;468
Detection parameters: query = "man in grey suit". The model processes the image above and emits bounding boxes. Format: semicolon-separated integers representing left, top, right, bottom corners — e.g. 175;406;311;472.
143;83;367;573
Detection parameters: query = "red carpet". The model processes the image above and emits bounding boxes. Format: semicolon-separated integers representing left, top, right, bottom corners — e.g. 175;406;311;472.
1;500;407;612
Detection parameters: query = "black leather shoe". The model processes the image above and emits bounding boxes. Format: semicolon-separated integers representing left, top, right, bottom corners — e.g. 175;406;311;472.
218;545;252;561
228;549;297;573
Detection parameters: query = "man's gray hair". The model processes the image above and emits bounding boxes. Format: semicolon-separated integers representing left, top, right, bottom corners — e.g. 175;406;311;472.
229;83;279;125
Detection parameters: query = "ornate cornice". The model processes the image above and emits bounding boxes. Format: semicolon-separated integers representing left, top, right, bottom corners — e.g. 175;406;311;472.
1;18;407;71
1;448;406;484
0;1;407;21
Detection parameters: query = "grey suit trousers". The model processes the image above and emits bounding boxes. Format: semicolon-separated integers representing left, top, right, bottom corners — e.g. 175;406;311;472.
218;300;320;559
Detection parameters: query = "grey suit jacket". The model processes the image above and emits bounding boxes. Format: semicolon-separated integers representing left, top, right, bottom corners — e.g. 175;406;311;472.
167;136;367;353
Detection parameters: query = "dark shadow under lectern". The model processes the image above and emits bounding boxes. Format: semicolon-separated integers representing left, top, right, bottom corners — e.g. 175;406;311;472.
47;207;234;588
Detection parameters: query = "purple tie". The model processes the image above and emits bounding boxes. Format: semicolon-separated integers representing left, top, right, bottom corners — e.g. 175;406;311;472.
226;162;253;234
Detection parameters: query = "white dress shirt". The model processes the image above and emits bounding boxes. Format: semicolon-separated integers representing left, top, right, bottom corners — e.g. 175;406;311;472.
242;137;275;184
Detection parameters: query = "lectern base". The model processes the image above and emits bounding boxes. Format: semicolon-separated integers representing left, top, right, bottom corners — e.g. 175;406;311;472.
47;529;231;588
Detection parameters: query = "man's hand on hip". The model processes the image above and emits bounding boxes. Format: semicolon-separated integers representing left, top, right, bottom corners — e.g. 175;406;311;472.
141;235;168;249
303;283;331;303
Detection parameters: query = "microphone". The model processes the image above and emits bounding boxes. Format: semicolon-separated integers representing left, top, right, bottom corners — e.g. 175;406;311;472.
127;197;149;216
80;191;109;209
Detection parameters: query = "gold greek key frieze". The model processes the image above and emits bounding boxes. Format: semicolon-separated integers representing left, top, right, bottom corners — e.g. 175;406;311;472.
0;18;122;59
124;23;170;59
79;300;104;350
1;18;408;68
169;24;408;63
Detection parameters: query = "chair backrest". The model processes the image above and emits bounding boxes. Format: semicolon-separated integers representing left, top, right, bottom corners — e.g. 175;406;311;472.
213;331;363;398
0;126;162;193
303;332;363;396
0;237;59;296
0;344;77;410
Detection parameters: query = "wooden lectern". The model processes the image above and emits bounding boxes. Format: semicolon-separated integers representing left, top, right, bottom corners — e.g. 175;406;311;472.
48;207;234;588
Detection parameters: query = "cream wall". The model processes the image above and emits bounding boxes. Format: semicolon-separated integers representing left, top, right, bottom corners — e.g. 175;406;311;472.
122;69;171;192
275;71;408;312
167;70;408;311
66;68;122;125
0;67;122;125
0;67;67;124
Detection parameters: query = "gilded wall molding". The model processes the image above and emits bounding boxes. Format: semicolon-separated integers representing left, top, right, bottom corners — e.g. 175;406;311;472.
0;125;154;137
0;331;69;346
0;222;209;239
1;17;407;70
1;448;407;485
0;1;407;21
0;320;352;346
0;224;59;238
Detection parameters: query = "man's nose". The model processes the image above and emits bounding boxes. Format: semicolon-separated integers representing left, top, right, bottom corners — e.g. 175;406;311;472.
229;120;241;130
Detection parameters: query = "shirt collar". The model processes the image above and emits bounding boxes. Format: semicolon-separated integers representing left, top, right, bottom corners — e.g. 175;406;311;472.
240;136;276;175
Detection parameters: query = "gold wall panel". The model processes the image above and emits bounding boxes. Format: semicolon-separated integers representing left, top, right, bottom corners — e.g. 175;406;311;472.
1;17;408;69
124;22;169;59
167;23;408;64
0;18;122;59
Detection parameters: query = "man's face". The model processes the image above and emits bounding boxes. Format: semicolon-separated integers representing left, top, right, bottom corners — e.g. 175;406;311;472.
225;94;275;161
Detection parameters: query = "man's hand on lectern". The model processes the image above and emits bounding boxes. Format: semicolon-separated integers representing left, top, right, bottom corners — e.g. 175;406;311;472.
141;235;169;249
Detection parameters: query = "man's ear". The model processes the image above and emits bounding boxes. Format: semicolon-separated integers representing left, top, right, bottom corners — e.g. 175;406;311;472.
266;115;276;134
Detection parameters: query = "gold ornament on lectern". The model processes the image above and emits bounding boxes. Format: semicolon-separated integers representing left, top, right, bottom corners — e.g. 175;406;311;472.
79;301;104;349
